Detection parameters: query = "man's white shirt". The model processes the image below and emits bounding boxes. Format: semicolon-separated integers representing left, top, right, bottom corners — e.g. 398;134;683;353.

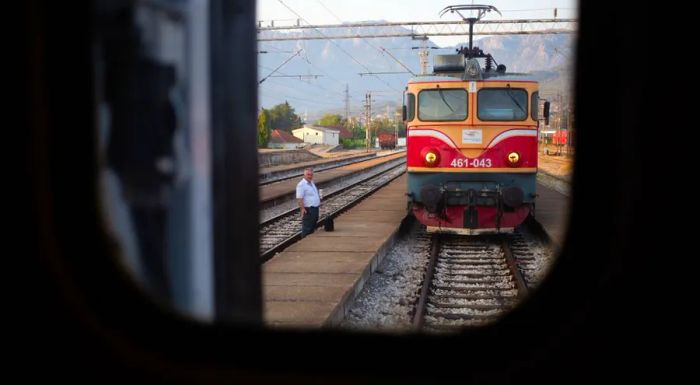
296;179;320;207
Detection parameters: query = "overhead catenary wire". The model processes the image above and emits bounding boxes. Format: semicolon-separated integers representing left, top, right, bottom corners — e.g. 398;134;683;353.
316;0;414;74
277;0;400;93
259;48;303;84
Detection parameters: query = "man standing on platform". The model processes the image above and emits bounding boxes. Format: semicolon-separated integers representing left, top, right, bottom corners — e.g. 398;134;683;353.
296;168;321;237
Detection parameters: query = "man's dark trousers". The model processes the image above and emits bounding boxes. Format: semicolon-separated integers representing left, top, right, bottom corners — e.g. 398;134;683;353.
301;206;319;237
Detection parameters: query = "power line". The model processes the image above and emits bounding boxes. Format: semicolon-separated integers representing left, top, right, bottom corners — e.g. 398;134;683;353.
260;86;342;108
261;77;342;102
269;74;323;80
296;54;346;86
259;49;303;84
316;0;343;23
259;64;340;97
276;0;400;93
380;47;416;76
259;41;356;97
317;0;420;74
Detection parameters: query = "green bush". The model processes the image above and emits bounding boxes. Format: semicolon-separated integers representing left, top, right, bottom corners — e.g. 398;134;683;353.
340;138;366;149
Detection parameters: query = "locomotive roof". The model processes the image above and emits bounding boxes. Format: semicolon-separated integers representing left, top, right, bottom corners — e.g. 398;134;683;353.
407;73;537;84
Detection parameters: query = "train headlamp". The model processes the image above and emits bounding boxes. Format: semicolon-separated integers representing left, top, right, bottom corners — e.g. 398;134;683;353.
425;152;438;165
506;152;520;166
424;150;439;167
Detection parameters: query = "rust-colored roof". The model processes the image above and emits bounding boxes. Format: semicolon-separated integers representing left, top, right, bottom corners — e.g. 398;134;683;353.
269;129;304;143
336;126;353;139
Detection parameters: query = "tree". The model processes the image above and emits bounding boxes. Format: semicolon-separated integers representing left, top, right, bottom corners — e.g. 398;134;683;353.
317;113;343;127
257;108;271;148
268;101;302;131
346;117;365;139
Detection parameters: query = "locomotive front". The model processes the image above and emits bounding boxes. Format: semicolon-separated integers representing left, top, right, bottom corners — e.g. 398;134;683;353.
405;54;542;234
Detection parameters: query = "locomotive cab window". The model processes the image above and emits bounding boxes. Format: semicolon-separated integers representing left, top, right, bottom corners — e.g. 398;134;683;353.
477;88;528;121
404;92;416;121
418;89;468;121
531;91;539;121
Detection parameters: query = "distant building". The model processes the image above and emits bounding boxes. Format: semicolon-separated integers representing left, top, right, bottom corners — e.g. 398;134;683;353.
268;129;305;149
332;127;352;139
292;125;340;146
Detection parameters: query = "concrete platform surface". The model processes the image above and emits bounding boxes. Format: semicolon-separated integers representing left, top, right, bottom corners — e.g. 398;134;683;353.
263;174;407;328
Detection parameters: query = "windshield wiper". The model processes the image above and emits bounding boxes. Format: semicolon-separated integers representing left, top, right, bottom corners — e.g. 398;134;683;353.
438;89;456;113
506;88;526;116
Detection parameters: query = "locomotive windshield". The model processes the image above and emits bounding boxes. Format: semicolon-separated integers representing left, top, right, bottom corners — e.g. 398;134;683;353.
477;88;528;121
418;89;468;121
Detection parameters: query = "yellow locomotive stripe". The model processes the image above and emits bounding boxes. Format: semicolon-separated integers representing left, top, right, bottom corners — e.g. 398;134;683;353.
408;167;537;173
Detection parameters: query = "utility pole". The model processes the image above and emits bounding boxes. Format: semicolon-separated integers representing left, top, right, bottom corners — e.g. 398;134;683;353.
364;93;372;152
394;110;401;146
412;36;430;75
344;83;350;121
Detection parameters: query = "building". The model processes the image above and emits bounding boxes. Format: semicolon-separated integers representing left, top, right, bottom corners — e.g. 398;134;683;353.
292;125;340;146
268;129;305;149
335;126;353;140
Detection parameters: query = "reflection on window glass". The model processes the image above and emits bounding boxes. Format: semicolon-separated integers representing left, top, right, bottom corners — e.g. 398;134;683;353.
418;89;467;121
478;88;528;121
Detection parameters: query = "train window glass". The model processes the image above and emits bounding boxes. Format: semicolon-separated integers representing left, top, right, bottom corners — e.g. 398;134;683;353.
96;2;217;318
477;88;528;121
406;93;416;121
531;91;539;120
418;89;468;121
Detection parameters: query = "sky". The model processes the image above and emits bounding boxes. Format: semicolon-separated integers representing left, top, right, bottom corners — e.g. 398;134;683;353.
257;0;578;46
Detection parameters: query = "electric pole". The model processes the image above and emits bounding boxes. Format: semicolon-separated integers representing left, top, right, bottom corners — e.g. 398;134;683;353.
364;93;372;152
344;83;350;121
412;36;430;75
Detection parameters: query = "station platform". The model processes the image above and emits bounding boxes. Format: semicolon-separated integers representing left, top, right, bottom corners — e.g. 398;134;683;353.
263;174;408;328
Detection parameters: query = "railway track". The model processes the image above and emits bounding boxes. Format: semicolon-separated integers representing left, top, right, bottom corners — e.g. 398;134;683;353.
259;161;406;261
412;230;536;332
259;153;378;186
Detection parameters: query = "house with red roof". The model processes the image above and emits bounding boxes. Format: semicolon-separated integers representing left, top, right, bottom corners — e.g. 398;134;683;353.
268;129;305;149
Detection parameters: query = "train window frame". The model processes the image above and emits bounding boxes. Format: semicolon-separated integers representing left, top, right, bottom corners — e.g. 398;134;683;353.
417;88;468;122
29;0;674;382
476;87;529;122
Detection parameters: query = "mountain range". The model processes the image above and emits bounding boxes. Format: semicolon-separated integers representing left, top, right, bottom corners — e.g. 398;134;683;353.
258;23;574;123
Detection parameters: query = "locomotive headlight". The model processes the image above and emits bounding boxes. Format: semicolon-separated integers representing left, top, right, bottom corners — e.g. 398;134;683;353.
506;152;520;166
421;148;440;167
